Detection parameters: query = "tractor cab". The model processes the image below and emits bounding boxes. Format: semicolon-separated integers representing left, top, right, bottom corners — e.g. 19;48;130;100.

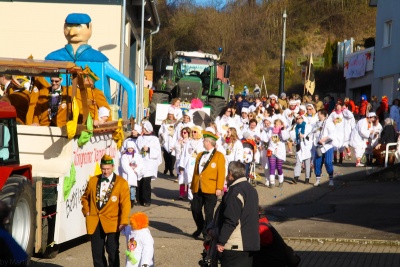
0;102;19;165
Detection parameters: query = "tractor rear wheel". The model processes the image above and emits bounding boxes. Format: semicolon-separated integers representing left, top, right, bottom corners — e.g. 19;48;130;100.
0;175;36;259
208;98;226;120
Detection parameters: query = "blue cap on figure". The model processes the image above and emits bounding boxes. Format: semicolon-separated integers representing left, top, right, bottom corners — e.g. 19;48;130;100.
65;13;92;24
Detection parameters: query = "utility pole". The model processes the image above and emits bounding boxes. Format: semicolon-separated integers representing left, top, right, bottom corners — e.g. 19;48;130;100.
279;9;287;96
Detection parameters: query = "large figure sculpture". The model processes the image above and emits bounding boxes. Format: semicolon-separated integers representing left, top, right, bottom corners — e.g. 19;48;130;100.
46;13;136;118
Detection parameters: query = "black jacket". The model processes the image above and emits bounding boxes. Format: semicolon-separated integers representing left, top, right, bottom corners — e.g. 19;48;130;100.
217;177;260;251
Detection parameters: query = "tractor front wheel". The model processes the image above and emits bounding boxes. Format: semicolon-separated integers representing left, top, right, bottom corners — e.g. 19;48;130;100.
0;175;36;259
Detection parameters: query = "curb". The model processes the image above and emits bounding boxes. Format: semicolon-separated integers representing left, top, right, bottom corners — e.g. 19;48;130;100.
283;237;400;246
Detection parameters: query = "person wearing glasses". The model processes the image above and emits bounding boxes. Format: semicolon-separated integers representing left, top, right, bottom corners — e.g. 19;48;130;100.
175;127;192;200
191;130;226;239
31;75;69;126
179;125;205;203
215;106;235;139
172;109;194;154
304;103;318;127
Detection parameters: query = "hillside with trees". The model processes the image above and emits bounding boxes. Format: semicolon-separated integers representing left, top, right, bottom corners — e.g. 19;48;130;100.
151;0;376;96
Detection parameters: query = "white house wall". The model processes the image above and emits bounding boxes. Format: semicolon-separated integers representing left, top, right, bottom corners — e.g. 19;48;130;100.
0;2;125;97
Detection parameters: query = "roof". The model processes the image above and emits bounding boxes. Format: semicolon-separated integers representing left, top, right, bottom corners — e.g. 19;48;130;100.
175;51;219;60
0;58;78;76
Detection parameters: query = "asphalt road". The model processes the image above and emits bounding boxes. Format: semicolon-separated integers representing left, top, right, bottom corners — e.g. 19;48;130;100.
31;154;400;266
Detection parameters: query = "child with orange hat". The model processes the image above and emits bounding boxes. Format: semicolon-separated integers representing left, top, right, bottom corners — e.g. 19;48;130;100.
121;212;154;267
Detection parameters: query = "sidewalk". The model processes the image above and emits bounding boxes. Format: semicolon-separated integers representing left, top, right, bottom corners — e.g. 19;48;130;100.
260;155;400;245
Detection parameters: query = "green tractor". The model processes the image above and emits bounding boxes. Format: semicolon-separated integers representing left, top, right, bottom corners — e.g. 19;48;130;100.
151;51;230;120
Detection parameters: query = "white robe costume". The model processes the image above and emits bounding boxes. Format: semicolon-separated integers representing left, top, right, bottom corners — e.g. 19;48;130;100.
350;118;372;158
158;121;176;153
329;112;346;151
136;134;162;179
120;152;144;187
121;226;154;267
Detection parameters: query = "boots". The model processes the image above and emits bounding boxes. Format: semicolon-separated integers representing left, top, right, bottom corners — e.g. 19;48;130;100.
264;170;270;187
293;176;299;184
278;174;284;187
305;178;309;184
179;184;185;200
269;175;275;188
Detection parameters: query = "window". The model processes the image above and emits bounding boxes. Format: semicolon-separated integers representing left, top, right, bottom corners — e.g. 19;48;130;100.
383;20;392;47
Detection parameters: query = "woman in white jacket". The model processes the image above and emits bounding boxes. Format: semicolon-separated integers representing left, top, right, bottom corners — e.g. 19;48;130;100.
175;126;192;200
179;125;204;201
121;140;144;207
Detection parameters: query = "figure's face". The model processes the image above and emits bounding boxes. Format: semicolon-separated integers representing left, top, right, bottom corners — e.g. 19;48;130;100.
263;120;271;128
249;122;257;130
64;23;92;44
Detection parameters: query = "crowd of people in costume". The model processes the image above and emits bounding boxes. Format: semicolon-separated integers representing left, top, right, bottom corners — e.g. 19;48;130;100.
119;92;400;207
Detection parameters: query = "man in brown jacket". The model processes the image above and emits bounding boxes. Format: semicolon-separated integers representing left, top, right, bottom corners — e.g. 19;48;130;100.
191;130;226;239
81;154;131;267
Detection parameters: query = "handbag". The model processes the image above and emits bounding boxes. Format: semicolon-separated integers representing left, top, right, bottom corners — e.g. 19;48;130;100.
267;149;272;157
316;146;323;157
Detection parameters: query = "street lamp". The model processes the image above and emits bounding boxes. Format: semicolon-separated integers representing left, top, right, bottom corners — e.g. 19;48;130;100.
279;9;287;96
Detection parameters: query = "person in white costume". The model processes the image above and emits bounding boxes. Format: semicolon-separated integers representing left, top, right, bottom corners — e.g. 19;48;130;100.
170;98;183;121
342;104;356;160
259;117;273;186
266;118;290;187
215;106;235;138
350;112;377;167
122;212;154;267
365;112;382;165
304;103;318;127
293;115;313;184
158;107;178;176
120;140;144;207
136;121;162;207
175;127;192;200
179;125;205;201
313;109;338;187
172;109;194;150
329;104;347;165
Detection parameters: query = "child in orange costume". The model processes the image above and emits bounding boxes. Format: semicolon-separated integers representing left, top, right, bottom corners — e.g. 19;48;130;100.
121;212;154;267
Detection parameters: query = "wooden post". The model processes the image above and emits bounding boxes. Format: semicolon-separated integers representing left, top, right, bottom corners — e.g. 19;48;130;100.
35;180;42;253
